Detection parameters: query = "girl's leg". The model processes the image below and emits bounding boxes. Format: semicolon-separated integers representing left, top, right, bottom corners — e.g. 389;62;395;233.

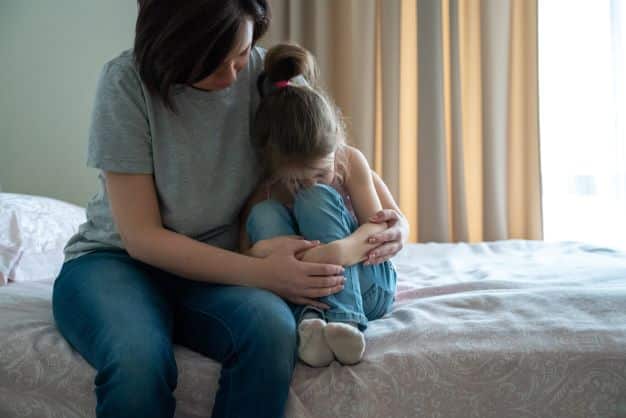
52;250;178;418
245;199;334;367
246;199;299;244
293;184;368;329
294;184;398;325
359;261;397;321
293;184;399;364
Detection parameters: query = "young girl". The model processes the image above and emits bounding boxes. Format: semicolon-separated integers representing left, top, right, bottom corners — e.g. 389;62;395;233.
240;43;399;367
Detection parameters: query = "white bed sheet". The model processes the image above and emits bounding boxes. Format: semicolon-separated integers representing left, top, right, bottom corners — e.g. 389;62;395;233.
1;240;626;418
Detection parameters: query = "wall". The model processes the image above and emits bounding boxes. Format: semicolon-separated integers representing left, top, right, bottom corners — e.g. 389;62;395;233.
0;1;137;205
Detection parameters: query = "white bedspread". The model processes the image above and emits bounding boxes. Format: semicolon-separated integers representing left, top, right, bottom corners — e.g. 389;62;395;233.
1;240;626;418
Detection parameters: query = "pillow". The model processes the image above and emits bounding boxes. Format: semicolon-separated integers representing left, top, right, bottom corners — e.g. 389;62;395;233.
0;211;23;285
0;193;86;285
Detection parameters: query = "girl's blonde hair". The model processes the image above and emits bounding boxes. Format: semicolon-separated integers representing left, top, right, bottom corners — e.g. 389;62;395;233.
253;43;347;191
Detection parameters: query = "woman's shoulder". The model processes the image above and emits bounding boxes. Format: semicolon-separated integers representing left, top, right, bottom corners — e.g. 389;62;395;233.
97;50;142;88
105;49;135;68
251;45;266;63
92;50;147;107
248;45;266;79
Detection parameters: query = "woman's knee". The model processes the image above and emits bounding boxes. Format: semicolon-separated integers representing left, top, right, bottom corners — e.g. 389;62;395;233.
52;252;172;354
246;199;297;243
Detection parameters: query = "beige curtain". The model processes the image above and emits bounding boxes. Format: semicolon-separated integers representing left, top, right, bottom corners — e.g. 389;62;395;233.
262;0;542;243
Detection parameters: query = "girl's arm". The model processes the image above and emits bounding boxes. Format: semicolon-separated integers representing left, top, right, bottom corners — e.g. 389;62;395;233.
365;171;410;264
301;146;388;266
343;146;385;224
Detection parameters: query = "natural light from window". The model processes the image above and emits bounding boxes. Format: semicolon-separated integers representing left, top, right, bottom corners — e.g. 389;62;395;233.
539;0;626;250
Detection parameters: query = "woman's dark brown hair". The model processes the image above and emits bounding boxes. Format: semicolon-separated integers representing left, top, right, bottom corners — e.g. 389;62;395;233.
134;0;270;110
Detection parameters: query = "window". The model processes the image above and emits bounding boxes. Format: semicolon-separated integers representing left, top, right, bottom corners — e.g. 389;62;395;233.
539;0;626;250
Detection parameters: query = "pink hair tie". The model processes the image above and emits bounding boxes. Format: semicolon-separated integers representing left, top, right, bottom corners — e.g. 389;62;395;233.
274;80;290;88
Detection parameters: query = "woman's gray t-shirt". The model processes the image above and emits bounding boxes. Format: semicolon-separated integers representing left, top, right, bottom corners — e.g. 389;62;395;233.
63;47;265;262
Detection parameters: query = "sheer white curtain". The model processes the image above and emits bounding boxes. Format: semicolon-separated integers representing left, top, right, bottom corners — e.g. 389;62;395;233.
539;0;626;249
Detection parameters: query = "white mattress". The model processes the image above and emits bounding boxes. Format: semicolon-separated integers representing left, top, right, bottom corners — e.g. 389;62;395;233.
1;240;626;418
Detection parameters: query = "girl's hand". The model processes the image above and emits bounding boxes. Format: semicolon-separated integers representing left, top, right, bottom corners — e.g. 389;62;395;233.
365;209;409;265
254;237;346;310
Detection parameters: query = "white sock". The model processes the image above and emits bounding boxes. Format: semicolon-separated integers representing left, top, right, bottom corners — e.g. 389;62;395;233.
302;310;322;320
323;322;366;365
298;318;334;367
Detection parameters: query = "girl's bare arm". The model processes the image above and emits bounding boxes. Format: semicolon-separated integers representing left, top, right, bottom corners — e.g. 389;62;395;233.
301;146;388;266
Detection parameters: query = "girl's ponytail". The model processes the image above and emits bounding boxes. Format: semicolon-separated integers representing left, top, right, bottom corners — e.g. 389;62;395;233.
264;43;318;85
254;43;347;189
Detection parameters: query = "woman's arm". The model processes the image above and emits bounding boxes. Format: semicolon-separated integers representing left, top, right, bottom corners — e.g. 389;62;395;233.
105;172;345;309
106;171;266;284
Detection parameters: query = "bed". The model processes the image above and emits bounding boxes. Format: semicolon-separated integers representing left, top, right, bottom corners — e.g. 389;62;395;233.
1;193;626;418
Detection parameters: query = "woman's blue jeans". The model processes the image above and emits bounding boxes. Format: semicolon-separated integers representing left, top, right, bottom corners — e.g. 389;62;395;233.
52;250;297;418
246;183;397;331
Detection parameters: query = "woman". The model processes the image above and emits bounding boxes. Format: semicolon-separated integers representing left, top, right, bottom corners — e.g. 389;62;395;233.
52;1;409;417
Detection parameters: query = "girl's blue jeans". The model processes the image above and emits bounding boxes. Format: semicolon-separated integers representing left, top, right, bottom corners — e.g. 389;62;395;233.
246;183;397;331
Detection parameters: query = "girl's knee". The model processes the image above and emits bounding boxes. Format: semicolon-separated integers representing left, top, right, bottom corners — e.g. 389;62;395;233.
293;184;343;217
247;200;288;226
293;184;353;242
246;199;296;243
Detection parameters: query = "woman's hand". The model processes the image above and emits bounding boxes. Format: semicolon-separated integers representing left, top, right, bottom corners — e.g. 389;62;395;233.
252;237;346;310
365;209;409;265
